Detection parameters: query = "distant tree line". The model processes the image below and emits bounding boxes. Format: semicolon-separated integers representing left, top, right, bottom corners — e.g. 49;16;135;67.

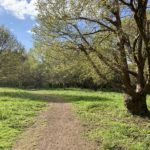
0;25;121;90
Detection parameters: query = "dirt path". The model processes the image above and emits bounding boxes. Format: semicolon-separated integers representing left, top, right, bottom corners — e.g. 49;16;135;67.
12;96;97;150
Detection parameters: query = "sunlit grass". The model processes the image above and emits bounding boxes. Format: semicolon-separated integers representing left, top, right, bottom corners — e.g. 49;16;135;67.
0;88;47;150
32;88;150;150
1;88;150;150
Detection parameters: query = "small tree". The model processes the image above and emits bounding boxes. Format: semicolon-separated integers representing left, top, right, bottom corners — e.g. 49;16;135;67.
35;0;150;116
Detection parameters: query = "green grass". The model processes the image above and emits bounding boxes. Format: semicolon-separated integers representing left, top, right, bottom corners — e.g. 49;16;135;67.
0;88;47;150
1;88;150;150
31;88;150;150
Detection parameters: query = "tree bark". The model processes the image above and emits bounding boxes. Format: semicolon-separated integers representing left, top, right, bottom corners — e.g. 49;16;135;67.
124;93;149;116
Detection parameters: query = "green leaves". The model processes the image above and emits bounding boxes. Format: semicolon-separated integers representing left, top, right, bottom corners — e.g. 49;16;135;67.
0;26;24;52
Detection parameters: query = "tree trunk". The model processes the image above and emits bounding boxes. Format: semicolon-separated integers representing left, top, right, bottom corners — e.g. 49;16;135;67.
124;93;149;116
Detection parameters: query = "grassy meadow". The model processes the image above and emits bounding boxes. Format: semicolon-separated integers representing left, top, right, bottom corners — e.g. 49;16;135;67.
0;88;48;150
1;88;150;149
32;88;150;150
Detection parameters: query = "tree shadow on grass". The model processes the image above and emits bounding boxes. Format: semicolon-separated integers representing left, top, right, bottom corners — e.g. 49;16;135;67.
0;91;112;103
0;91;50;102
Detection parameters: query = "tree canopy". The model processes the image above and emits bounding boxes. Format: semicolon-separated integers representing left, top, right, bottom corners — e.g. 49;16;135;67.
0;26;26;86
33;0;150;116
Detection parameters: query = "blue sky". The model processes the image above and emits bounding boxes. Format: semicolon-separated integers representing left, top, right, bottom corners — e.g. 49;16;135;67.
0;0;37;50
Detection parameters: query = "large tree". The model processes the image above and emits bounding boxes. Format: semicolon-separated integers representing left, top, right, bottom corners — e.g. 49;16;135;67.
35;0;150;116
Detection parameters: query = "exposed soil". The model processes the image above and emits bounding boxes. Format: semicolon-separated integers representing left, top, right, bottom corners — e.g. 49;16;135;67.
12;96;97;150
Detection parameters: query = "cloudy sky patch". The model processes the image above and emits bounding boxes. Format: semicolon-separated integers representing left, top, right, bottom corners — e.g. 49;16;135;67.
0;0;38;20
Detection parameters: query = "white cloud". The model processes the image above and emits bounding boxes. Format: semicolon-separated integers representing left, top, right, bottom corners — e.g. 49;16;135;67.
0;0;38;20
27;29;33;34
